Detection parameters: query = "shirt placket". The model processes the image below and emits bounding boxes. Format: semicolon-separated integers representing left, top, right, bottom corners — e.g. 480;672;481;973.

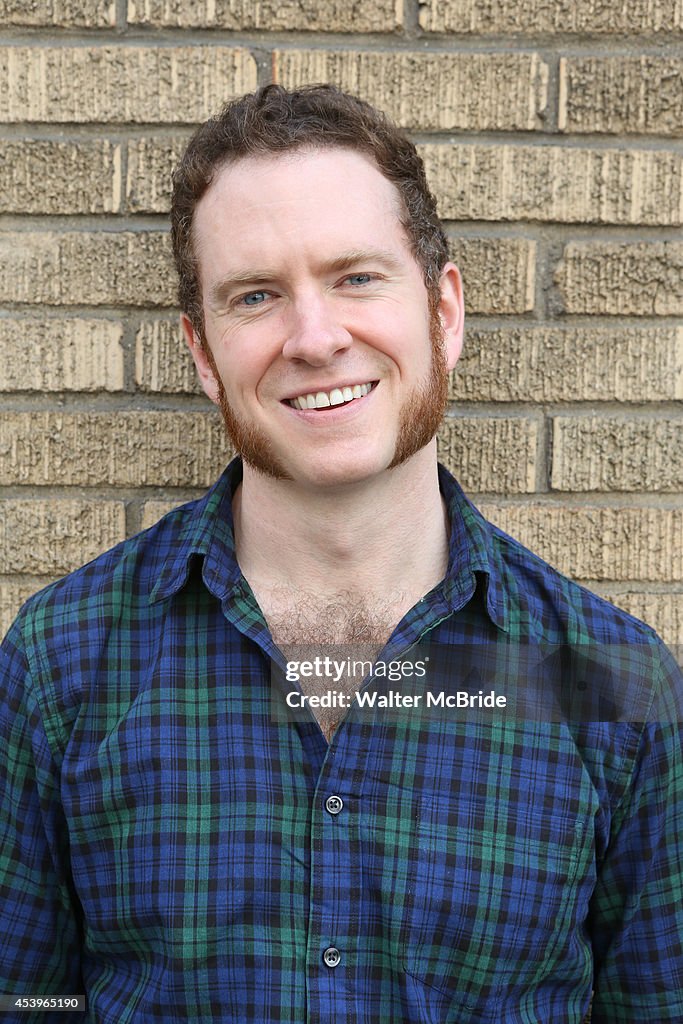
304;720;372;1022
219;570;455;1022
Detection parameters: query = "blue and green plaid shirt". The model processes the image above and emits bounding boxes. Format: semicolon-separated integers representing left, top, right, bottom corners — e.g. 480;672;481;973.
1;459;682;1023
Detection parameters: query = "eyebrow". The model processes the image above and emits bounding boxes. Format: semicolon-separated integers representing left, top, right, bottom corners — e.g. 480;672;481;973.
206;248;405;308
325;249;405;274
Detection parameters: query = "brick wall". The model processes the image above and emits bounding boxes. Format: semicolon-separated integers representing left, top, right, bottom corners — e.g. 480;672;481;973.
0;0;681;648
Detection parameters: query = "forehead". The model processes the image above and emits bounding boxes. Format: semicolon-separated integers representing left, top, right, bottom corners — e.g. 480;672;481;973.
191;147;410;274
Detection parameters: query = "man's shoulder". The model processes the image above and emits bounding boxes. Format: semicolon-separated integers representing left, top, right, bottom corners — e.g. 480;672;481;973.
477;514;682;721
11;497;200;649
483;510;661;649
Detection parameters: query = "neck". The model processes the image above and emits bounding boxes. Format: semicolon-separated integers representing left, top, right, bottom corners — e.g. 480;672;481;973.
232;445;450;610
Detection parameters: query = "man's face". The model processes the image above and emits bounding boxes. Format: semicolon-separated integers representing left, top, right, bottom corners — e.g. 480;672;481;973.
183;147;463;490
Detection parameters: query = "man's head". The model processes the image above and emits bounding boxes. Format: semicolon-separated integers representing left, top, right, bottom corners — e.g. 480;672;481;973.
171;84;450;345
171;86;463;487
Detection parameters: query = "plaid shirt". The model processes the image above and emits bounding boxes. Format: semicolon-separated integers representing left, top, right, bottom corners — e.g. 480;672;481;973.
1;458;682;1023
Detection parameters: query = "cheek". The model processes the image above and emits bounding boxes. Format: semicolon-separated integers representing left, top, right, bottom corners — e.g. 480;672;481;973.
218;353;272;409
230;323;285;383
348;320;412;374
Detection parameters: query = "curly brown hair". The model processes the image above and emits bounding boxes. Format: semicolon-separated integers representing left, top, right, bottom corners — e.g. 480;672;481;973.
170;83;448;342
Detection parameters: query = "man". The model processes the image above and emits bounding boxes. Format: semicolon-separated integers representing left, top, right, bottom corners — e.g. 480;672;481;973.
1;85;681;1022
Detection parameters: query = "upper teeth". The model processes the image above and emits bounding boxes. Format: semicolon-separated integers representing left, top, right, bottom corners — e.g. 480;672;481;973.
289;382;373;410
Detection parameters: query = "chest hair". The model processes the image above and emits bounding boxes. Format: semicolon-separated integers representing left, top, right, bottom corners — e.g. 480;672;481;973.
258;586;406;743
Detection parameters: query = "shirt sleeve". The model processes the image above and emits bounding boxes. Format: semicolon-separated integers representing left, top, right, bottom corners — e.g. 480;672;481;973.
0;614;84;1022
589;641;683;1021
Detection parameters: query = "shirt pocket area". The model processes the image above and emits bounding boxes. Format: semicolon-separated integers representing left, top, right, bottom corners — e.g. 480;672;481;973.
401;799;587;1008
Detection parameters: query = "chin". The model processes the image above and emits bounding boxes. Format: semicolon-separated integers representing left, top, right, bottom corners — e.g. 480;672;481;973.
289;450;397;491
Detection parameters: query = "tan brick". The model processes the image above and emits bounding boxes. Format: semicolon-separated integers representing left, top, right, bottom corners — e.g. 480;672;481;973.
555;242;683;316
136;136;666;241
138;320;678;403
0;319;124;392
0;412;231;487
449;238;535;314
552;416;683;492
599;592;683;647
0;0;114;26
437;417;537;493
418;0;683;35
0;500;126;574
127;135;190;214
0;47;257;124
0;579;55;642
0;140;121;215
141;499;187;530
136;319;201;393
274;51;547;131
128;0;401;30
479;503;683;582
559;57;683;137
452;326;683;402
0;231;175;307
127;147;537;310
420;144;683;226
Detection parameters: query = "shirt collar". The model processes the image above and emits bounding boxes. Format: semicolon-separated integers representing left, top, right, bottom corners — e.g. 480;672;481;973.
437;463;509;632
149;459;244;605
150;458;509;632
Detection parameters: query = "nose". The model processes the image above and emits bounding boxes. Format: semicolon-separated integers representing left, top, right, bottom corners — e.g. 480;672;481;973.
280;293;352;366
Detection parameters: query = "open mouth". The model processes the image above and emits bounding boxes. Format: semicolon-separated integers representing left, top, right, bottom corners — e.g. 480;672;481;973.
286;381;378;411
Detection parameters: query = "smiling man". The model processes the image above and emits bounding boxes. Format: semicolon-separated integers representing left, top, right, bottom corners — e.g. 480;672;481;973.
178;137;463;695
1;85;682;1023
184;146;458;490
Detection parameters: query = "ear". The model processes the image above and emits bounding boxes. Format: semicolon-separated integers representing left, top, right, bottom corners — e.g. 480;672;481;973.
437;262;465;371
180;314;221;405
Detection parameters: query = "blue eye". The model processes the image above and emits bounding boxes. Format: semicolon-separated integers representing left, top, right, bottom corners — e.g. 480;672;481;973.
242;291;267;306
347;274;371;286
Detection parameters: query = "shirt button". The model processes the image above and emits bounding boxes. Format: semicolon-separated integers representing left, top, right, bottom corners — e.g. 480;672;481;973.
323;947;341;968
325;795;344;815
